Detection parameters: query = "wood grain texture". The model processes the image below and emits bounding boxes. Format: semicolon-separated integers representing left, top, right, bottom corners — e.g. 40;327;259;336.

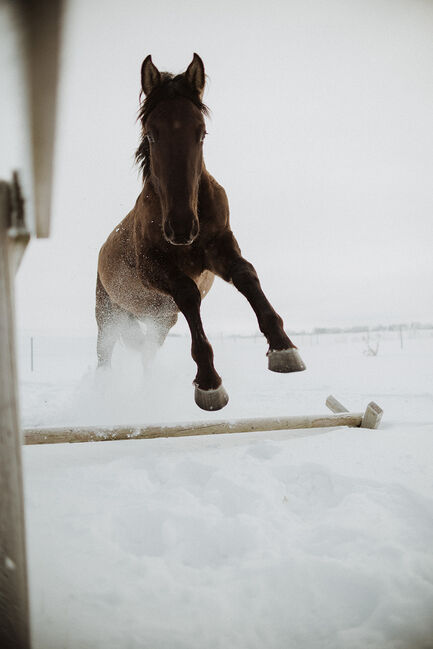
24;412;364;446
28;0;63;238
0;182;31;648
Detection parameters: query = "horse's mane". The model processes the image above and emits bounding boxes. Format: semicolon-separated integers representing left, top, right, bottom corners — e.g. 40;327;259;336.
135;72;209;181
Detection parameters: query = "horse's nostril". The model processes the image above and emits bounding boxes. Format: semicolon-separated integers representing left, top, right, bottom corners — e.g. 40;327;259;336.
164;214;199;245
191;220;199;239
163;220;175;241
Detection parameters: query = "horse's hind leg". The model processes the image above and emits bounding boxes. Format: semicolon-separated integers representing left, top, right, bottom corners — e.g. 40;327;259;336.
95;274;121;368
142;312;178;365
121;312;178;367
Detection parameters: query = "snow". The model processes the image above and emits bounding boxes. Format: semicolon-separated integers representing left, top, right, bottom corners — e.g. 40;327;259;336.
20;330;433;649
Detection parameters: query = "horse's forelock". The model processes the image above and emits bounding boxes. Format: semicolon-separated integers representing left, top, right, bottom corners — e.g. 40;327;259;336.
135;72;209;181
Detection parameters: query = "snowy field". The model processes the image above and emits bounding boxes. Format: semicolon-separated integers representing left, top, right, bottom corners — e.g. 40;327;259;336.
19;330;433;649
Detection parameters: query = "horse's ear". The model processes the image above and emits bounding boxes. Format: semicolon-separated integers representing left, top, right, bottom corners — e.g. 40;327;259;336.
141;55;161;95
185;53;205;99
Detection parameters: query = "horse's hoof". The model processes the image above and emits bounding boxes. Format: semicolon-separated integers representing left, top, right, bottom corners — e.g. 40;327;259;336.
267;348;306;373
194;384;229;411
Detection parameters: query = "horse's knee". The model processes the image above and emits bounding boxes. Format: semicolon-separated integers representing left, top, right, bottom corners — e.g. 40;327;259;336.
231;260;259;292
173;279;201;314
191;335;213;365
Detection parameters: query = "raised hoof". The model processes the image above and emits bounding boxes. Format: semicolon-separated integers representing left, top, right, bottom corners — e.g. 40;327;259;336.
267;348;306;373
194;384;229;411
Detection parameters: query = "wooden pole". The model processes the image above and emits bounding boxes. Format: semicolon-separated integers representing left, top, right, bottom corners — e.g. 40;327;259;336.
0;182;31;648
24;411;365;446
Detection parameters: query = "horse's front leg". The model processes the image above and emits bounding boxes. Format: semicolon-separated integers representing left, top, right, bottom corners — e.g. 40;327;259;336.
170;275;229;410
140;250;228;410
208;232;306;373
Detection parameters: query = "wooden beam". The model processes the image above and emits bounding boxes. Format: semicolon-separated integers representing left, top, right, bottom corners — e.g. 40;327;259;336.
0;4;62;647
0;182;31;649
26;0;63;238
24;411;365;446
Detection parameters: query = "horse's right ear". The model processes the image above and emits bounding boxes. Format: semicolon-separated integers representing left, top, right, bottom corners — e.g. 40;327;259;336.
141;55;161;95
185;53;205;99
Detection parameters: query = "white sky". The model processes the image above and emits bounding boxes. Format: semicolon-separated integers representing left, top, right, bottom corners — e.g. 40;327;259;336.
13;0;433;335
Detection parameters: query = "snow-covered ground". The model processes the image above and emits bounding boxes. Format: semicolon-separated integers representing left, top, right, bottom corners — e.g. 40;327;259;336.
20;330;433;649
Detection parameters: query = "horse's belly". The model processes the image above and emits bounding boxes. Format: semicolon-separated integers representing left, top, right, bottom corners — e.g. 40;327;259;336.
98;248;175;318
99;243;214;318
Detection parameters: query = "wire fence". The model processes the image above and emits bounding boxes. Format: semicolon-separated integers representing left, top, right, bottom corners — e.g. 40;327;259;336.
17;326;433;376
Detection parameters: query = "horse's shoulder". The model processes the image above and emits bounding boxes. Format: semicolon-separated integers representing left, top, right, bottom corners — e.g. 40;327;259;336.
199;172;229;234
203;173;228;206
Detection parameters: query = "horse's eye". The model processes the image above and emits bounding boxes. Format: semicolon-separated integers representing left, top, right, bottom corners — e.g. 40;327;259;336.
146;132;156;144
200;131;207;143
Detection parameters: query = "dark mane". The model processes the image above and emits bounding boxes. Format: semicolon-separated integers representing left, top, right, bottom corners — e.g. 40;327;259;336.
135;72;209;181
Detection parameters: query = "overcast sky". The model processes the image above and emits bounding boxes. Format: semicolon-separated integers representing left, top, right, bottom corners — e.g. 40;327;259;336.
12;0;433;335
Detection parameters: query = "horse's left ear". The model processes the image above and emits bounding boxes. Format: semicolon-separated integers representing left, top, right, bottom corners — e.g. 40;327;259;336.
185;53;205;99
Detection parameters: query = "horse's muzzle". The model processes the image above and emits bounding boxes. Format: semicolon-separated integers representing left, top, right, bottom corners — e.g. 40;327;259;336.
163;212;199;246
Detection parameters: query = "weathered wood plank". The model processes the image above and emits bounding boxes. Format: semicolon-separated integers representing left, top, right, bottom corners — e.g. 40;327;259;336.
361;401;383;429
27;0;63;238
0;182;30;649
24;412;364;446
326;395;349;413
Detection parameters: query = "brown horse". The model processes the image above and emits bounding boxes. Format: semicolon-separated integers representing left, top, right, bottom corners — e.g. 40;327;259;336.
96;54;305;411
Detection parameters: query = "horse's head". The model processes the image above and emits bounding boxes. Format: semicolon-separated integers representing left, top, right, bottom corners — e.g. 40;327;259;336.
137;54;208;246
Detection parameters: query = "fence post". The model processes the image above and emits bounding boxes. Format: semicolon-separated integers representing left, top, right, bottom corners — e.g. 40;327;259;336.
0;182;31;648
0;1;62;645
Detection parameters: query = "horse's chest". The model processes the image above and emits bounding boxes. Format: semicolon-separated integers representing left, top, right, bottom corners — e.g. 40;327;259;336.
174;247;205;280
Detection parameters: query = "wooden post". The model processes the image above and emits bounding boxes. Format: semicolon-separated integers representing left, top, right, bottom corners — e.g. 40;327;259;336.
325;395;349;414
0;2;62;646
26;0;63;238
327;395;383;430
361;402;383;429
0;182;31;648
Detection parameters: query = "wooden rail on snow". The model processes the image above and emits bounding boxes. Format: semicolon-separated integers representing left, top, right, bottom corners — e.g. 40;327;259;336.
23;396;383;446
